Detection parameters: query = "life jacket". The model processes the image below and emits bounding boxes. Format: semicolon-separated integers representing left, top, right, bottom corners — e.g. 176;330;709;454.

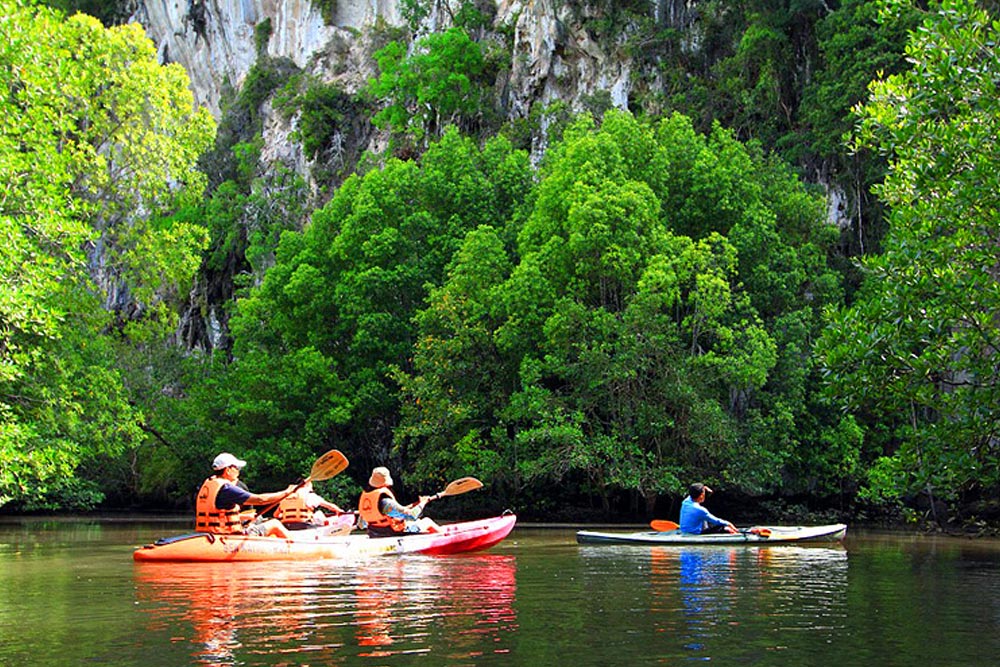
195;476;243;534
276;490;314;524
358;487;405;534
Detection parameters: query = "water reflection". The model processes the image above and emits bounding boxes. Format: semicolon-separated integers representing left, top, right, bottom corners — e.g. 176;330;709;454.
351;555;518;659
642;545;849;661
133;554;517;665
6;523;1000;666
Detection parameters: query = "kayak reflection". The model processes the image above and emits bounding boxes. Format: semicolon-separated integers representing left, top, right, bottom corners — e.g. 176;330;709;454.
353;554;518;658
134;553;517;663
133;562;328;664
650;546;848;657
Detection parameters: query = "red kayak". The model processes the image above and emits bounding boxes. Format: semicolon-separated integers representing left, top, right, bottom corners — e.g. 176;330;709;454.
133;513;517;562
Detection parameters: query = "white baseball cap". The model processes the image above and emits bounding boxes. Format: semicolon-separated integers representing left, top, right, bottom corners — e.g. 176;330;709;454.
212;452;247;470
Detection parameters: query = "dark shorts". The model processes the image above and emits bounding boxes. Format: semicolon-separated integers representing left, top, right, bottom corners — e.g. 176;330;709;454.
701;524;730;535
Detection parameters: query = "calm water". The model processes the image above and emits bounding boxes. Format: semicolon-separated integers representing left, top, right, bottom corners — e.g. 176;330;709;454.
1;520;1000;666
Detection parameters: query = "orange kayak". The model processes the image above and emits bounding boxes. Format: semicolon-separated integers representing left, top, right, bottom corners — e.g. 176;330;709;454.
133;513;516;562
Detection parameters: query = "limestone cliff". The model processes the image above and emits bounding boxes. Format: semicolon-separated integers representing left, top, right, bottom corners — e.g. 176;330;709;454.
135;1;393;116
133;1;672;352
128;0;851;350
135;1;665;119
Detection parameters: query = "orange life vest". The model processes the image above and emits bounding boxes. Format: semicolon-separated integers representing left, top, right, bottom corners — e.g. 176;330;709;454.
195;476;243;534
358;487;405;533
276;491;314;524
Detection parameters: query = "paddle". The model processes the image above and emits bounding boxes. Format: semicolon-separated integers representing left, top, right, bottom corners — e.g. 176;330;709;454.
425;476;483;503
303;449;351;483
650;519;772;538
650;520;679;531
255;449;350;521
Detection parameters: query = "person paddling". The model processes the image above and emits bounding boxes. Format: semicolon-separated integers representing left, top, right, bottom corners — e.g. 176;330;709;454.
679;482;737;535
276;479;347;529
195;452;296;539
357;466;440;537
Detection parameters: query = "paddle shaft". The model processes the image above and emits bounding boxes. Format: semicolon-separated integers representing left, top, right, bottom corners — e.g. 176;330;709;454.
650;519;767;536
423;476;483;503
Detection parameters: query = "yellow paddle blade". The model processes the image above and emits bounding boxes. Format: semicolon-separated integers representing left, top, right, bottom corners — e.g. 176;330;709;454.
308;449;349;481
438;476;483;498
650;520;680;532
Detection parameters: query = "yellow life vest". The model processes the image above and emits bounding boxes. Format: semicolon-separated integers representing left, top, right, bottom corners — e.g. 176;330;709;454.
195;476;243;534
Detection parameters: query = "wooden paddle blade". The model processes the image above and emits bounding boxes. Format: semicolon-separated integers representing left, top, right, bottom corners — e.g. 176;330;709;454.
439;476;483;497
308;449;349;481
650;520;680;532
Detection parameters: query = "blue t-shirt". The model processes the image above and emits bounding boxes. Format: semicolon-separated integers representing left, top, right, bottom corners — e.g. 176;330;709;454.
215;482;251;510
679;496;728;534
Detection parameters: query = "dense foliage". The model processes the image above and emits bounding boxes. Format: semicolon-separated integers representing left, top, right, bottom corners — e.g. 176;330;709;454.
818;0;1000;524
0;0;215;508
148;111;847;518
6;1;1000;528
368;26;491;148
207;129;534;497
396;111;845;517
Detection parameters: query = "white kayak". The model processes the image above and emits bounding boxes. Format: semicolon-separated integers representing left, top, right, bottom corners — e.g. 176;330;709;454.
576;523;847;546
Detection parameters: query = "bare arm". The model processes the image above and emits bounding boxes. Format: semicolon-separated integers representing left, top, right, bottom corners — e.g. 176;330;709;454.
244;485;297;506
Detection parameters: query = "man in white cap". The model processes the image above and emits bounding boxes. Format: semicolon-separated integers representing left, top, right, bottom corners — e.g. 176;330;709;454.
195;452;297;538
357;466;440;536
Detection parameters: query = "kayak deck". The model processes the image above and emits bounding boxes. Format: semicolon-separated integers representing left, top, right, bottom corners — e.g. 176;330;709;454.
576;523;847;546
134;513;517;562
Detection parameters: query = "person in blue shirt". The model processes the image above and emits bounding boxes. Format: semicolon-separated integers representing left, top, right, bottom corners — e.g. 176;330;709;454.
679;482;737;534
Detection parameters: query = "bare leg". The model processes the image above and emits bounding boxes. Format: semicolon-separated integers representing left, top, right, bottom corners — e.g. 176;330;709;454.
263;519;290;539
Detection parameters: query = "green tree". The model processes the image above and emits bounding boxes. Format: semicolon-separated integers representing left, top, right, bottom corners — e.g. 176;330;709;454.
395;226;519;491
798;0;921;258
819;0;1000;522
197;129;532;490
0;0;215;508
368;27;487;145
39;0;133;25
401;111;842;516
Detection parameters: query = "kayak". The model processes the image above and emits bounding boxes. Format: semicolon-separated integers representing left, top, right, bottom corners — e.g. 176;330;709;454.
133;513;517;562
576;523;847;546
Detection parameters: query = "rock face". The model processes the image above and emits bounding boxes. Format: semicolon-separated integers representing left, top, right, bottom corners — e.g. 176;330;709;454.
135;0;362;116
135;0;642;120
133;0;851;226
506;0;633;117
129;1;851;349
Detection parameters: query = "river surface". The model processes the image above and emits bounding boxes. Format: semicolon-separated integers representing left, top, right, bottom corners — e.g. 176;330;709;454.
2;519;999;666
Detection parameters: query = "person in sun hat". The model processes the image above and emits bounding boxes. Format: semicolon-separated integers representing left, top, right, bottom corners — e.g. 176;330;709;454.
357;466;440;536
194;452;297;538
679;482;737;535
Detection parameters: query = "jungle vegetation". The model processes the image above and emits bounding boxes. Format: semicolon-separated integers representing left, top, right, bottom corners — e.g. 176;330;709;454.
3;0;999;529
